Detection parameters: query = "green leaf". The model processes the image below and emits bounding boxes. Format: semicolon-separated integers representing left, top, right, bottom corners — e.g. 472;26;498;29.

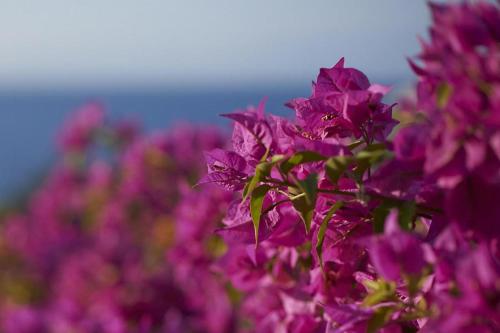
257;155;286;177
364;143;387;152
292;173;318;233
292;196;315;234
373;201;392;234
366;306;394;333
356;149;389;163
260;145;271;162
362;280;396;307
280;151;326;174
225;282;243;305
243;155;286;202
347;139;364;151
398;201;416;231
437;83;452;109
242;169;263;202
373;199;416;233
270;154;286;163
206;235;228;258
353;146;392;183
362;279;380;291
356;143;392;175
316;201;343;268
299;173;318;205
250;184;272;245
404;274;421;298
325;156;352;185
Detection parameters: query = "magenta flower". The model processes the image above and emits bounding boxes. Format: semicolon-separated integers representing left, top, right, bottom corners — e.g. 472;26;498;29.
221;99;275;162
368;211;427;281
286;58;397;142
199;148;249;191
57;102;105;153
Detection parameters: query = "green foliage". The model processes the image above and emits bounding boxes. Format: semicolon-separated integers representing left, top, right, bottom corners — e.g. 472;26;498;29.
366;306;394;333
242;155;285;201
316;201;344;268
353;144;392;182
280;151;326;174
362;279;396;307
373;199;416;233
436;83;452;109
373;201;393;233
291;173;318;233
325;156;352;185
398;201;416;230
250;184;272;245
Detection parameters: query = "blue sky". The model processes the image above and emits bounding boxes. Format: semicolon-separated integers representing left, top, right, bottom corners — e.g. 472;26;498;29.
0;1;432;90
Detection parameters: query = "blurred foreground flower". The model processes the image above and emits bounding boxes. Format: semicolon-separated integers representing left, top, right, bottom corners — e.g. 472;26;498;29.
0;108;237;333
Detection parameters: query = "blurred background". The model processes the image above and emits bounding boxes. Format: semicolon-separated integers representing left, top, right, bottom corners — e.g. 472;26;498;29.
0;0;432;202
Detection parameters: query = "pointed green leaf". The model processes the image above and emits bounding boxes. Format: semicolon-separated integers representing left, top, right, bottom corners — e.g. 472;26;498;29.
373;202;392;234
299;173;318;205
280;151;326;174
347;139;364;151
398;201;416;231
243;155;286;202
366;306;394;333
292;197;314;234
325;156;352;185
437;83;452;109
373;199;416;233
356;149;389;163
353;145;393;182
256;155;286;177
316;201;343;268
270;154;285;163
242;169;262;202
260;145;271;162
256;163;272;177
362;280;396;306
292;173;318;233
250;184;272;245
364;143;387;152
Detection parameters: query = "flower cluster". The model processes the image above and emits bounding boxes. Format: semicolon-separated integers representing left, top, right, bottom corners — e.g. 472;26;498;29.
0;106;237;333
204;1;500;332
407;1;500;237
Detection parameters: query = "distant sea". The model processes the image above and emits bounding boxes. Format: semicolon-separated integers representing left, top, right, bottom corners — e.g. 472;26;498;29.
0;82;408;203
0;87;307;202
